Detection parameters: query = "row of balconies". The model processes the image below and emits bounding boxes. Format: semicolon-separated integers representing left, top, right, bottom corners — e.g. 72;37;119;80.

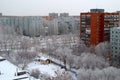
104;19;119;22
104;15;118;18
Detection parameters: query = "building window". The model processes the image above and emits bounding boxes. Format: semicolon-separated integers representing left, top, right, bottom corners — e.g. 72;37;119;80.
116;35;118;37
110;46;112;49
112;51;113;53
115;51;117;53
115;47;117;49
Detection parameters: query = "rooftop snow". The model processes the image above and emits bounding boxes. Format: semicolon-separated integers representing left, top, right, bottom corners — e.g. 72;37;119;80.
0;57;37;80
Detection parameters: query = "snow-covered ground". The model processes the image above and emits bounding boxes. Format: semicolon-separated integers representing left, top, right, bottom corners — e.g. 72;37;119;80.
27;56;62;77
0;56;38;80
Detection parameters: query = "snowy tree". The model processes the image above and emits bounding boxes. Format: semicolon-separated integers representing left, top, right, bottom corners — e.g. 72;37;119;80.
72;55;82;69
72;42;86;56
0;22;17;56
30;68;50;80
80;53;109;69
30;69;40;79
66;53;74;70
15;51;37;69
20;37;31;51
95;42;110;58
85;45;95;53
77;67;120;80
51;71;74;80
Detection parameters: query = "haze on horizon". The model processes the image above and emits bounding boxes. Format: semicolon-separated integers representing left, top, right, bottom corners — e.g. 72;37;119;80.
0;0;120;16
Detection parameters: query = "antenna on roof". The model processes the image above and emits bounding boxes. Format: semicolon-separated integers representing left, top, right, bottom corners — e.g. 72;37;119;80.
96;4;98;9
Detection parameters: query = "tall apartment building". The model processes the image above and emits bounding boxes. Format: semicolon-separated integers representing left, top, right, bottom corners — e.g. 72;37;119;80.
0;16;43;36
80;9;119;46
110;27;120;65
0;13;80;36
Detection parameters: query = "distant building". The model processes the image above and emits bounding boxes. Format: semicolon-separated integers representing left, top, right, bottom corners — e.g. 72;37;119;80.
43;16;53;20
44;19;59;36
0;13;80;36
0;16;43;36
110;27;120;65
49;13;58;19
60;13;69;17
80;9;119;46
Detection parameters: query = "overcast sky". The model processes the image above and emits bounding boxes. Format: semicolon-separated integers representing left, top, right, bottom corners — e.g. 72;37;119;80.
0;0;120;16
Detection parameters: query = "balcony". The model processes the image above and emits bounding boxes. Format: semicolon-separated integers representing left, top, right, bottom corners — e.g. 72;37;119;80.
104;28;109;30
86;29;90;34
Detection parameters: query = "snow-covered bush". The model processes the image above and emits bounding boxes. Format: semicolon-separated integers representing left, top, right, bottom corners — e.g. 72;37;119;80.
80;53;109;69
30;69;40;79
51;71;74;80
77;67;120;80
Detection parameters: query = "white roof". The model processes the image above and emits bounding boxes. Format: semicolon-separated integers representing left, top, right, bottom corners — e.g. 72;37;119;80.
0;56;4;59
0;58;37;80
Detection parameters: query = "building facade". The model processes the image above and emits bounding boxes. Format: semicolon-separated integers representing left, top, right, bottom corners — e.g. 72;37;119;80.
110;27;120;65
0;13;80;36
80;9;119;46
60;13;69;17
0;16;43;36
49;13;58;19
118;11;120;26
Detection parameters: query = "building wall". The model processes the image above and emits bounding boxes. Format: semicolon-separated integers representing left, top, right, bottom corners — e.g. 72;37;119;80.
49;13;58;19
0;14;80;36
104;13;119;41
119;12;120;26
110;27;120;64
60;13;69;17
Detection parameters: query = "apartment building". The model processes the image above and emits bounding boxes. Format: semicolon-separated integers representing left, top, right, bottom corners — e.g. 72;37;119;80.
80;9;119;46
0;13;80;36
110;27;120;65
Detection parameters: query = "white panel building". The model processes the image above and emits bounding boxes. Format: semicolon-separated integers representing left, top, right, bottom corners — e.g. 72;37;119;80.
110;27;120;65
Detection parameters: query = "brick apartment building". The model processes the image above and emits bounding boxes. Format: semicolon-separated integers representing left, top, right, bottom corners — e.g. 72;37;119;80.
80;9;119;46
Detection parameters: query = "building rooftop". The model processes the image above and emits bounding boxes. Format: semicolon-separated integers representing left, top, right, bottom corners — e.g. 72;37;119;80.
0;56;37;80
90;8;104;13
